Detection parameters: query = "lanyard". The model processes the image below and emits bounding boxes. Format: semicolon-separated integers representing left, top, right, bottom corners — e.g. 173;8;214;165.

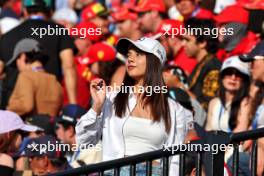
218;104;232;132
32;66;44;72
30;15;45;20
252;105;264;130
69;149;81;163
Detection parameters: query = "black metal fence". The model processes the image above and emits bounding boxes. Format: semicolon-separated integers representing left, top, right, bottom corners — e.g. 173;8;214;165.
48;127;264;176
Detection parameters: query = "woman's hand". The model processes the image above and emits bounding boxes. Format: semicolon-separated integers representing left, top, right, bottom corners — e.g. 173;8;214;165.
90;78;106;114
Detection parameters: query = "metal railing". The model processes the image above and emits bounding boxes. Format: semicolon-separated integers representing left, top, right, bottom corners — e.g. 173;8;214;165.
48;127;264;176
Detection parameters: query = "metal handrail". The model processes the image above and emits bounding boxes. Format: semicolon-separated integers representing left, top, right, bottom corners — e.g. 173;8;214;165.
48;127;264;176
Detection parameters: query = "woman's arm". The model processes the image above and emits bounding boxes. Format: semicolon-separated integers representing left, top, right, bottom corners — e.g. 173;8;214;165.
75;108;104;146
75;78;107;146
205;98;216;131
232;97;251;133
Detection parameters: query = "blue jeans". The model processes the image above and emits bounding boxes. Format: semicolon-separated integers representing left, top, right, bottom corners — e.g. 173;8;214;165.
227;152;250;176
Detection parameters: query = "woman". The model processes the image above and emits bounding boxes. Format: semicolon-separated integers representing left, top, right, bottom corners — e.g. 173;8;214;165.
76;37;194;175
206;56;251;176
206;56;251;133
0;110;39;176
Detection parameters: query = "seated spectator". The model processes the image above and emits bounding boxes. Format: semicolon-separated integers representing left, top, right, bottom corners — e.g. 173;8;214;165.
52;8;78;28
111;7;142;40
22;135;70;175
81;2;109;35
163;66;206;126
6;38;63;118
0;110;40;176
206;56;251;176
157;19;197;75
240;40;264;176
174;0;214;21
15;114;55;171
206;55;251;132
55;104;102;168
175;18;222;110
214;4;260;61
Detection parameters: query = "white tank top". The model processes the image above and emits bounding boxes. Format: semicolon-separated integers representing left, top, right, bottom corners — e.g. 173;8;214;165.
123;116;168;156
210;98;232;132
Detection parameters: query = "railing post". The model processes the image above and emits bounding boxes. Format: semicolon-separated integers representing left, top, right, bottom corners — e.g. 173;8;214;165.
232;143;239;176
130;164;136;176
179;153;185;176
146;160;152;176
203;131;229;176
196;152;202;176
251;140;258;176
162;157;169;176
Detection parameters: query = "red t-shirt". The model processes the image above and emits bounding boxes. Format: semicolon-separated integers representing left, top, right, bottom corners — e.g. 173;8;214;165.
173;48;197;75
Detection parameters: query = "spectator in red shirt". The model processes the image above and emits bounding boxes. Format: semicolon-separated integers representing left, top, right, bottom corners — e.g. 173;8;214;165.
214;4;260;61
175;0;214;21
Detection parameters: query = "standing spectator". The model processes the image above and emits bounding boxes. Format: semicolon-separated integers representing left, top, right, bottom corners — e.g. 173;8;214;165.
0;0;77;109
6;38;63;117
179;18;221;110
76;37;194;175
0;110;39;176
240;40;264;176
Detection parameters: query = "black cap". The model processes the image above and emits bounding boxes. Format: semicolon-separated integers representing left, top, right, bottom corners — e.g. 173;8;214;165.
240;40;264;62
25;114;54;135
56;104;86;126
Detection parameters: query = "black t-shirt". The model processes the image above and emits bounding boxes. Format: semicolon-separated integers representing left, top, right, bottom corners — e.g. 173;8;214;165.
0;19;76;108
188;55;222;110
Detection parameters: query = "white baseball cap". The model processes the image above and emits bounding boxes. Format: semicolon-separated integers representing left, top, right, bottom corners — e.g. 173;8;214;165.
116;37;166;64
0;110;41;134
221;55;250;76
52;8;78;24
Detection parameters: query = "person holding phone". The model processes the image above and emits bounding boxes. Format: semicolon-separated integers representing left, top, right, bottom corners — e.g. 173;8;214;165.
76;37;194;175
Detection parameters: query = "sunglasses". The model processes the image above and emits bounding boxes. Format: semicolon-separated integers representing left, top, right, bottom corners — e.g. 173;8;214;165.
222;68;244;78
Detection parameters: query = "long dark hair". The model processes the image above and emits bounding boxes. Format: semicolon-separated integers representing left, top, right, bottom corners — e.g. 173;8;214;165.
113;47;171;133
219;69;250;130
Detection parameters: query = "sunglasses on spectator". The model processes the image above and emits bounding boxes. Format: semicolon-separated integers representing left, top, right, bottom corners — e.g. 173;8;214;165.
222;68;244;78
138;11;150;18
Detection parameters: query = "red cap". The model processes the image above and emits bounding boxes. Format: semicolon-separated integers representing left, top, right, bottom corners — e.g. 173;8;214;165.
71;22;102;42
111;8;138;22
132;0;166;13
84;42;116;65
243;0;264;10
81;2;109;21
157;19;183;37
214;4;249;25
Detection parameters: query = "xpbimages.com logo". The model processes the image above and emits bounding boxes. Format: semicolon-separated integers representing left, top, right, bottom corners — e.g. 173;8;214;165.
31;25;102;38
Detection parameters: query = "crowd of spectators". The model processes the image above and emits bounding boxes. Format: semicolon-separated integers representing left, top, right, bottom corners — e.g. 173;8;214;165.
0;0;263;175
